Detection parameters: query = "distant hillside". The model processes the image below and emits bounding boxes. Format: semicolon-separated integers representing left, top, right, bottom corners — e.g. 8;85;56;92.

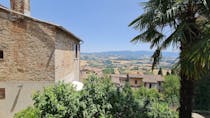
81;51;178;60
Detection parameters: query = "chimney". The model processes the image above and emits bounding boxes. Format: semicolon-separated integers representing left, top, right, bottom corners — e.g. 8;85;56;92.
10;0;30;16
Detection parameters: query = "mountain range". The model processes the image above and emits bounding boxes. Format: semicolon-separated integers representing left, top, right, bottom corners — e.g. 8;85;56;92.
81;50;179;60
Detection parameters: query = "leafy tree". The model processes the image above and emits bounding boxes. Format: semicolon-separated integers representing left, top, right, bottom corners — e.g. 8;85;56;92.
77;76;114;118
110;83;142;118
32;82;80;118
14;107;41;118
78;76;142;118
147;102;178;118
129;0;210;117
15;76;178;118
102;68;115;74
163;75;180;107
134;87;178;118
134;87;161;102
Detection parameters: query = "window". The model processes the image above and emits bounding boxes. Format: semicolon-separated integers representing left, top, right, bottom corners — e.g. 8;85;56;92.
75;44;78;58
0;50;3;59
0;88;5;99
135;80;138;84
149;83;152;88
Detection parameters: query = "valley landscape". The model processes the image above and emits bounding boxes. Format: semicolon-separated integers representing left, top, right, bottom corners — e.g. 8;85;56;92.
80;51;179;79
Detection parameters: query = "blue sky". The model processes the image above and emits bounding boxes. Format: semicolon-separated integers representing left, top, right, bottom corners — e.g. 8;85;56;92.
0;0;178;53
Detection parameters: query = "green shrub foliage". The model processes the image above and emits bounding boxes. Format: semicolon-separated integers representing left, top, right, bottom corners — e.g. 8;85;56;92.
14;107;41;118
33;82;80;118
134;87;178;118
162;75;180;107
15;76;178;118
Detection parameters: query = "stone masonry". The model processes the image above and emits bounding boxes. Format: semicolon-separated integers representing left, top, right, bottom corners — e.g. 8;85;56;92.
0;1;81;117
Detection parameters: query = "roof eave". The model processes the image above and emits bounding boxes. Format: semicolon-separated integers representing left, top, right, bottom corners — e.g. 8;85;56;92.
0;5;83;43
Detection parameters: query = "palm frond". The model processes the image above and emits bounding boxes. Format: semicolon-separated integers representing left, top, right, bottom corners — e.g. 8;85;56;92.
128;15;142;28
129;0;210;74
201;0;210;10
129;0;182;30
181;23;210;78
161;23;186;49
129;10;156;30
150;34;164;49
130;27;164;46
187;38;210;75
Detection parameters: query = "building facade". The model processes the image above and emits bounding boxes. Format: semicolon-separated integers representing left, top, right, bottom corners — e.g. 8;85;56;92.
111;74;164;91
0;0;81;117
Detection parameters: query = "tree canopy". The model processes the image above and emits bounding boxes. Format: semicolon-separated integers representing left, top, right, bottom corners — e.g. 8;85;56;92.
129;0;210;117
129;0;210;78
15;76;178;118
163;75;180;107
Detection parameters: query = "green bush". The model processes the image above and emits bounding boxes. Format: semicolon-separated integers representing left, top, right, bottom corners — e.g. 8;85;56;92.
102;68;115;74
77;76;114;117
78;76;142;118
15;76;178;118
134;87;178;118
33;82;80;118
14;107;41;118
147;102;178;118
110;83;143;118
162;75;180;107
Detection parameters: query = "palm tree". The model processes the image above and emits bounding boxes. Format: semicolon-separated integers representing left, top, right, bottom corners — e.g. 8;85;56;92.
129;0;210;118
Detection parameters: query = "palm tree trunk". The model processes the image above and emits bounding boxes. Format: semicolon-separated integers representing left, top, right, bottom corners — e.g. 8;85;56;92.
179;47;195;118
179;19;197;117
179;75;194;118
179;41;195;118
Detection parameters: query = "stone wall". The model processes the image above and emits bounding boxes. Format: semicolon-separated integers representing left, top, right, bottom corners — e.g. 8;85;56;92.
0;9;56;81
0;8;81;117
129;78;143;87
55;29;80;82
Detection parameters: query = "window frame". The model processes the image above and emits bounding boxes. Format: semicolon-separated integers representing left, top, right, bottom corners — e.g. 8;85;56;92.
0;50;3;60
0;88;5;99
135;80;138;85
75;44;79;59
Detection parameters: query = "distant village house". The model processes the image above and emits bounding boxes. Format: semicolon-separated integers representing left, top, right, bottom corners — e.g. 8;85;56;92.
111;74;164;91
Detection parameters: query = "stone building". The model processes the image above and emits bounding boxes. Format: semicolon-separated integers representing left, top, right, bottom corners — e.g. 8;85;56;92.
111;74;164;91
0;0;81;117
111;74;144;88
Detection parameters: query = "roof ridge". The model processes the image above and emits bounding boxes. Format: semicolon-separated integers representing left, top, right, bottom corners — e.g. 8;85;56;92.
0;5;82;42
